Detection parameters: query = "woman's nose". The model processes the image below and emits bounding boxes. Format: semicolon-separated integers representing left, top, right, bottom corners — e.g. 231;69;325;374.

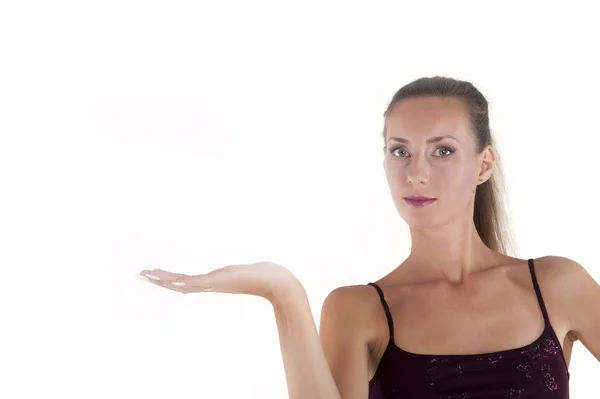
407;172;430;185
406;157;430;184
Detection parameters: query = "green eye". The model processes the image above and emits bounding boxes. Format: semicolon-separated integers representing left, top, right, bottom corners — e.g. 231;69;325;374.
435;147;455;157
389;146;456;157
390;147;409;157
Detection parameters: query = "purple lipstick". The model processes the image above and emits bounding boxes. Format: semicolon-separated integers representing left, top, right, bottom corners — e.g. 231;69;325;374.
404;196;437;208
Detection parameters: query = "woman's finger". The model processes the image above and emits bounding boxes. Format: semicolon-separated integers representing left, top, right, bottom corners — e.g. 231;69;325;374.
138;273;193;294
140;269;190;286
141;269;181;282
151;279;193;294
138;269;213;292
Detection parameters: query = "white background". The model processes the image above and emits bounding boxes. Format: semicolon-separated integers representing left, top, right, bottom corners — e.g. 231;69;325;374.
0;1;598;398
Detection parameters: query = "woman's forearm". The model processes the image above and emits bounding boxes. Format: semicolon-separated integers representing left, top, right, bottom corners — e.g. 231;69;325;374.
270;284;342;399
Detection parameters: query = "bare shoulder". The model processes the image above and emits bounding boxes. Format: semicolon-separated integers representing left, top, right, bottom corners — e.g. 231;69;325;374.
534;255;600;341
322;284;382;322
320;284;384;342
533;255;594;289
323;284;376;305
319;284;385;397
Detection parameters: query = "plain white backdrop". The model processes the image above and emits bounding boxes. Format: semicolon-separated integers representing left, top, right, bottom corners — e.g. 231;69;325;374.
0;1;598;398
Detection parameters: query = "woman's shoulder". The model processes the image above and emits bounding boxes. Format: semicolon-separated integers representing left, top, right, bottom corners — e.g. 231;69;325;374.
533;255;598;338
321;283;390;340
322;284;385;315
499;255;586;298
532;255;588;286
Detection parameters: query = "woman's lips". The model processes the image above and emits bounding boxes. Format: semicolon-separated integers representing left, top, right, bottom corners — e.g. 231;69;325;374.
404;197;437;207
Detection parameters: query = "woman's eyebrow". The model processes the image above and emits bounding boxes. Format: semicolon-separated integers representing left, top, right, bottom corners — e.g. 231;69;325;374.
386;135;460;144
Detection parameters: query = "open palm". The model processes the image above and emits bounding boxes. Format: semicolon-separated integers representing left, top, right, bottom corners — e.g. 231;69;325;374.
138;261;299;302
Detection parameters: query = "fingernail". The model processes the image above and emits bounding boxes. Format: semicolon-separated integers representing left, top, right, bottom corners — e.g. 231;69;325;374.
172;282;186;286
136;275;151;283
144;274;160;281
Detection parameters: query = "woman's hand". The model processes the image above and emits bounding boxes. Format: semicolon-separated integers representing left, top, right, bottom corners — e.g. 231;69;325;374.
137;261;302;303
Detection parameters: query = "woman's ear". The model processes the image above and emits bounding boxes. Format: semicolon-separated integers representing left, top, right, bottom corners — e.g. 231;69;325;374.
478;145;496;184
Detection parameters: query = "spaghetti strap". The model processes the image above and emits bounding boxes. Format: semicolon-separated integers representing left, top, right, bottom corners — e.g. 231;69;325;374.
528;258;571;378
527;258;551;325
367;282;395;345
365;261;571;395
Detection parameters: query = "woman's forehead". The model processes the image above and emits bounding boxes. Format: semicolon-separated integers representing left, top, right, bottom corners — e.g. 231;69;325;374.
386;98;472;143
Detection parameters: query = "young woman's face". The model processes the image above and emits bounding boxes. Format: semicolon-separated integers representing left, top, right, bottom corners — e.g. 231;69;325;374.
383;96;494;228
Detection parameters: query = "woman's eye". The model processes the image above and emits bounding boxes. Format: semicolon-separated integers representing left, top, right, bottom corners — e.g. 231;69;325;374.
390;147;409;157
434;147;455;157
390;147;455;157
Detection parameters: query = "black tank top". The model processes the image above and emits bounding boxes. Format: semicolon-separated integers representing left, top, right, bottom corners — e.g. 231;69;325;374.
367;258;570;398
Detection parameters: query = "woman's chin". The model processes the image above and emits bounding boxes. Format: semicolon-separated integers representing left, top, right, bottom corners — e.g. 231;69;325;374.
402;217;439;229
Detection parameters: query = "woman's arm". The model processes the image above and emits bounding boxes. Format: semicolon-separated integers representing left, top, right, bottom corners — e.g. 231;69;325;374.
556;256;600;361
138;262;369;398
271;284;343;399
271;283;371;399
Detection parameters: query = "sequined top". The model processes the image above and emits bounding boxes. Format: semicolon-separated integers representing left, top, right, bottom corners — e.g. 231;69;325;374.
367;258;570;398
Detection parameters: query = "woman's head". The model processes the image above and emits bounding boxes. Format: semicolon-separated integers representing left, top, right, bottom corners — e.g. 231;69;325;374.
382;76;513;255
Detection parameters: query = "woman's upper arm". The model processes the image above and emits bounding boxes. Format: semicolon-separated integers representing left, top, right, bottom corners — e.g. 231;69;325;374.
554;257;600;361
319;286;371;399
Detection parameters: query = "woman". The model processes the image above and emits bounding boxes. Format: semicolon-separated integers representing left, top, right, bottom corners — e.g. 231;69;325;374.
138;76;600;398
